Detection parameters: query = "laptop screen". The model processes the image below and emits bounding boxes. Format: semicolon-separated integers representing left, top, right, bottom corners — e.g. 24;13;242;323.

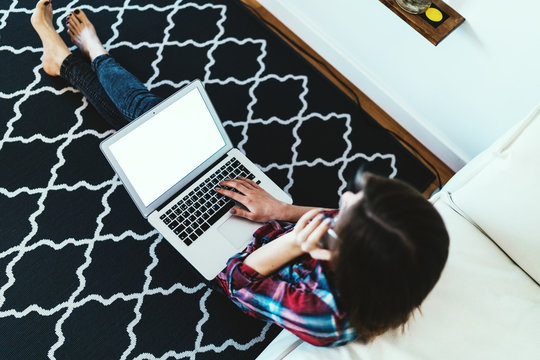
108;87;227;207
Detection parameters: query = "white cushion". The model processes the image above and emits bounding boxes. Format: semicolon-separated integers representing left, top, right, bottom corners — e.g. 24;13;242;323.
448;104;540;283
265;200;540;360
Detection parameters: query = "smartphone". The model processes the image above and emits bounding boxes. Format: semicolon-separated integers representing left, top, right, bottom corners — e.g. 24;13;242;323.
318;216;339;251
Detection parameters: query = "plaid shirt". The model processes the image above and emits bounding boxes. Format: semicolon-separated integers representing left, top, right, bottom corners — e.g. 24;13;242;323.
216;211;358;347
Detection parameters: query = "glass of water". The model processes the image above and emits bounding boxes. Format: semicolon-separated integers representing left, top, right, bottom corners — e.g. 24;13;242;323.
396;0;432;14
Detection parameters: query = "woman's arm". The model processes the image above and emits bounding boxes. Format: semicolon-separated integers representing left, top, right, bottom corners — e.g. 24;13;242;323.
242;209;333;276
242;231;302;276
216;177;332;222
279;204;324;223
219;209;348;346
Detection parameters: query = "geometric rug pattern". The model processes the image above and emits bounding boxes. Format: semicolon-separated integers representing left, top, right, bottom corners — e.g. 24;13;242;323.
0;0;434;359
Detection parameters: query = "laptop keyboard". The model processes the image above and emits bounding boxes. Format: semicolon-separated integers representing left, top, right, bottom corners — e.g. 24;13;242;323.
159;157;260;246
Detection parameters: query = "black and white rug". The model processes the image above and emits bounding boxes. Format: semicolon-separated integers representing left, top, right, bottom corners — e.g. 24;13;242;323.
0;0;434;359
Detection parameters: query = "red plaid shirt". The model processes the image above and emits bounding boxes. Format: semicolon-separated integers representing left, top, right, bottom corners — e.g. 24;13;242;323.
216;211;357;347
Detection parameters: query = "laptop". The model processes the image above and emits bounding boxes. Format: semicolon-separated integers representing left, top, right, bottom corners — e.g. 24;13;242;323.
100;80;292;280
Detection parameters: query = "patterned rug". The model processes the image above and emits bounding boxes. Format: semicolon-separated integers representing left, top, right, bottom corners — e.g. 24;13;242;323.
0;0;434;359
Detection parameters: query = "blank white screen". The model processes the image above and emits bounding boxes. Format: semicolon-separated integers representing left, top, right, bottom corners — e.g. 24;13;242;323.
109;88;226;206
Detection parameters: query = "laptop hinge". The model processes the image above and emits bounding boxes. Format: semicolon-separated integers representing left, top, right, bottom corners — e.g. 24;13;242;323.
155;152;230;213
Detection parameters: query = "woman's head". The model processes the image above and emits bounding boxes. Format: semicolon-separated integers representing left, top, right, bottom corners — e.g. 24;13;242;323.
332;173;449;342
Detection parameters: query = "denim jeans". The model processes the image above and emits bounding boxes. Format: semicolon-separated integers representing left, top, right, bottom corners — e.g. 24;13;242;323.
59;53;163;129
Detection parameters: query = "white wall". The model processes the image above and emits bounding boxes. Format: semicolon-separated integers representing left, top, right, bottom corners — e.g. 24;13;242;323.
258;0;540;171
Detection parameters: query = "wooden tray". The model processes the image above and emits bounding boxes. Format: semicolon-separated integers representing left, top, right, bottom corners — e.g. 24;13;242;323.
379;0;465;45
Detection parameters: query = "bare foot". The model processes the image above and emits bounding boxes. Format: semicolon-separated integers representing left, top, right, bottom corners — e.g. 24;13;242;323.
31;0;71;76
66;9;108;61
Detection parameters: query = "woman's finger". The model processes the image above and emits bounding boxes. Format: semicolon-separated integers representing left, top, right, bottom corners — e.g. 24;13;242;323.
229;207;256;221
297;214;326;245
307;248;332;261
220;179;252;194
236;177;258;189
296;208;324;230
301;217;333;252
215;187;245;202
238;177;260;189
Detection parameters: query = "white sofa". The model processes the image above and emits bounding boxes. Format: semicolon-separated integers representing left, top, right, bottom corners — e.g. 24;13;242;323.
257;104;540;359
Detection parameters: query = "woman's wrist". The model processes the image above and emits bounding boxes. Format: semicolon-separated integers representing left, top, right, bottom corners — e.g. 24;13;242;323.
243;231;304;276
275;202;296;222
279;204;326;223
279;231;305;255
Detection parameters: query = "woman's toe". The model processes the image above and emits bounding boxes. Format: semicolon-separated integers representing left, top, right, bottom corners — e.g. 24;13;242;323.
74;9;89;24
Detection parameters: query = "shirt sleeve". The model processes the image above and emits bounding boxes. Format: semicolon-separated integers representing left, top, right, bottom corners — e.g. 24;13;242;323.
222;256;354;347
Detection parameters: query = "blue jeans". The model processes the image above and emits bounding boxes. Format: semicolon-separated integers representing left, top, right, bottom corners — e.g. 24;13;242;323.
60;53;163;129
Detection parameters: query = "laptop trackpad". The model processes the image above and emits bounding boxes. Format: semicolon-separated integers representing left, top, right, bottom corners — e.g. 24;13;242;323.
218;216;259;250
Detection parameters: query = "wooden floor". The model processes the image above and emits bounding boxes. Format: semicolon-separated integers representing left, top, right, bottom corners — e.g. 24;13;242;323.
238;0;455;197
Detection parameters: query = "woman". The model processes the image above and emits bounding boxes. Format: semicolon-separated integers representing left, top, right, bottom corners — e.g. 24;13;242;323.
31;1;450;346
215;173;449;346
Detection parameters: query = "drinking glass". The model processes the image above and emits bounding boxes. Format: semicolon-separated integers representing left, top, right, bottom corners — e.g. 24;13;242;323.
396;0;432;14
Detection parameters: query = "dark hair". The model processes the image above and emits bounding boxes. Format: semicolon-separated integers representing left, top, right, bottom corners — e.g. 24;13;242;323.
333;173;449;342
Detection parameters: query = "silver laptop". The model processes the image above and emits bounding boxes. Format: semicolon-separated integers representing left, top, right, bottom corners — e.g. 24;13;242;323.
100;80;292;280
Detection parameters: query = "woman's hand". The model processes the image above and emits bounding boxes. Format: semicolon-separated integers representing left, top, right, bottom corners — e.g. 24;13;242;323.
289;209;334;261
241;208;334;275
216;177;289;223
